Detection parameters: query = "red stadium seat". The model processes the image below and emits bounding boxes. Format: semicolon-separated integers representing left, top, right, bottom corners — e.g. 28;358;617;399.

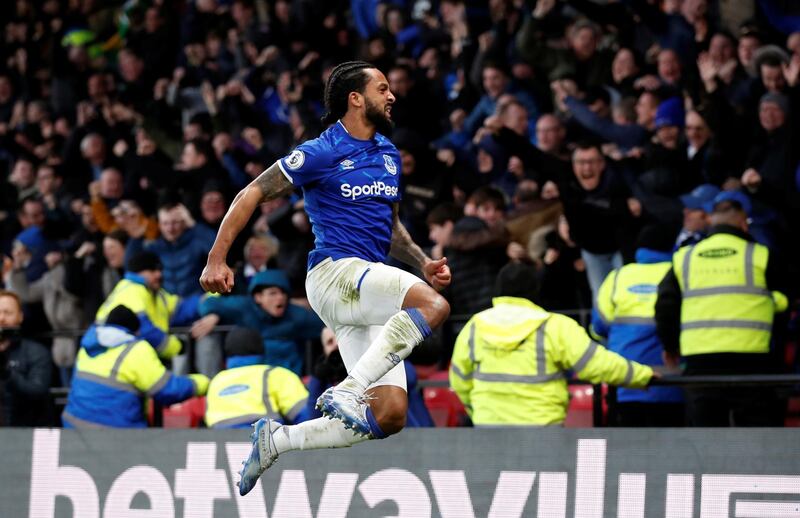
423;371;467;427
414;364;441;380
785;396;800;427
162;396;207;428
564;384;607;428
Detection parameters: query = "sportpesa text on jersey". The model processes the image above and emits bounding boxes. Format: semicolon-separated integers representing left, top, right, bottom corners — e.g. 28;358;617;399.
277;121;402;270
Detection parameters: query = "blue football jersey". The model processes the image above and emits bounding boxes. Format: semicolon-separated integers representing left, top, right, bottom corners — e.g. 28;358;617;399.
277;121;402;270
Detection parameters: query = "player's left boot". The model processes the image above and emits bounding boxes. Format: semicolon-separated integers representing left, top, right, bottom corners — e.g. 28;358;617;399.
237;417;281;496
316;384;372;437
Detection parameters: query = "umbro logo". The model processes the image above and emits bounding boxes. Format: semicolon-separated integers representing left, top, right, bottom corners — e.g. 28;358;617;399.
340;159;355;170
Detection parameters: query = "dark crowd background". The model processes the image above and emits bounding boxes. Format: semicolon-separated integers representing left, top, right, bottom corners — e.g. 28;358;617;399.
1;0;800;426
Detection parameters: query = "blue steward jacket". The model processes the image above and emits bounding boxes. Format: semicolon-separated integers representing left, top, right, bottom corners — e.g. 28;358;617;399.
591;248;683;404
63;324;203;428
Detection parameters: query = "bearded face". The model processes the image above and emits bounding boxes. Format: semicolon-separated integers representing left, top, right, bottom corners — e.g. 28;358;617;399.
365;95;394;135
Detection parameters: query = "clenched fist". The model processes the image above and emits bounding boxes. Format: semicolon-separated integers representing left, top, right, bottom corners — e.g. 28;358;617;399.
199;261;234;294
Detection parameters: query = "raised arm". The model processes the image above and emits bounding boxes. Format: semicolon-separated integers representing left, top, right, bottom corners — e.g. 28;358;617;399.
389;204;451;291
200;163;294;293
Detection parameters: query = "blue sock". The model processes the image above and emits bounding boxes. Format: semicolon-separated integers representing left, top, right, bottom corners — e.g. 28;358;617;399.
365;407;387;439
404;308;432;339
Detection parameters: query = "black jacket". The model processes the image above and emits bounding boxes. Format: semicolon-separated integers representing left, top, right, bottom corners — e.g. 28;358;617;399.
0;337;53;426
559;168;636;256
443;217;509;318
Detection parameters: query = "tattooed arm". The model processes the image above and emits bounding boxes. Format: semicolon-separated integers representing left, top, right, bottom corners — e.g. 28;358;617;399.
389;204;428;269
390;204;452;290
200;163;294;292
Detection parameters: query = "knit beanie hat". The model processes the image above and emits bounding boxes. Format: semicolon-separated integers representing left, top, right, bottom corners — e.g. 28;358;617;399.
248;269;291;295
759;92;789;114
654;97;685;129
105;305;140;334
636;225;678;253
126;251;162;273
224;326;263;357
494;262;539;301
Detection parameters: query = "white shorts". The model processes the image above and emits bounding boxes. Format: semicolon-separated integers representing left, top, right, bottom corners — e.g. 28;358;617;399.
305;257;424;390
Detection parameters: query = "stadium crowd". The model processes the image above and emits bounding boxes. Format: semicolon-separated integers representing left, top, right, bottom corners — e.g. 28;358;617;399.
0;0;799;428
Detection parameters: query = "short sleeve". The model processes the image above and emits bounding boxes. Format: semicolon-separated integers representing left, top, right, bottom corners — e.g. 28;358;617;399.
277;138;331;187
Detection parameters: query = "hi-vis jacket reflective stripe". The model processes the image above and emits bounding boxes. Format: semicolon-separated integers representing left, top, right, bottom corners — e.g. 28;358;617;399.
63;325;199;428
94;276;182;359
673;233;787;356
595;262;672;330
449;297;652;426
593;261;682;404
205;364;309;428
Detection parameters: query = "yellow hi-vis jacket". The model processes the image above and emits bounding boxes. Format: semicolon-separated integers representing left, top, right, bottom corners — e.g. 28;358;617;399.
673;233;788;356
593;260;683;404
450;297;653;425
205;364;309;428
94;276;183;359
63;325;208;428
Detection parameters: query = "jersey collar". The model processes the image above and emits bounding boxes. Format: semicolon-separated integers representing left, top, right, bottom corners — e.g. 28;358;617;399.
337;119;377;143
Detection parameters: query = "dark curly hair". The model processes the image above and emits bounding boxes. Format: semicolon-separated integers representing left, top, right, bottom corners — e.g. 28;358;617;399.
321;61;374;126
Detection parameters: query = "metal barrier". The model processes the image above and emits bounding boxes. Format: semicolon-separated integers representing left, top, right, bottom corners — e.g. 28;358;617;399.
50;372;799;428
36;308;800;427
29;308;593;375
417;373;800;427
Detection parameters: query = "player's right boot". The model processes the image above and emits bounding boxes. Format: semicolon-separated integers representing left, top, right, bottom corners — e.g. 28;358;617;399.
316;383;372;437
237;417;281;496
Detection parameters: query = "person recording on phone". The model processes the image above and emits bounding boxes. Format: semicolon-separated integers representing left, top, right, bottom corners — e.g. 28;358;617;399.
0;290;53;426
